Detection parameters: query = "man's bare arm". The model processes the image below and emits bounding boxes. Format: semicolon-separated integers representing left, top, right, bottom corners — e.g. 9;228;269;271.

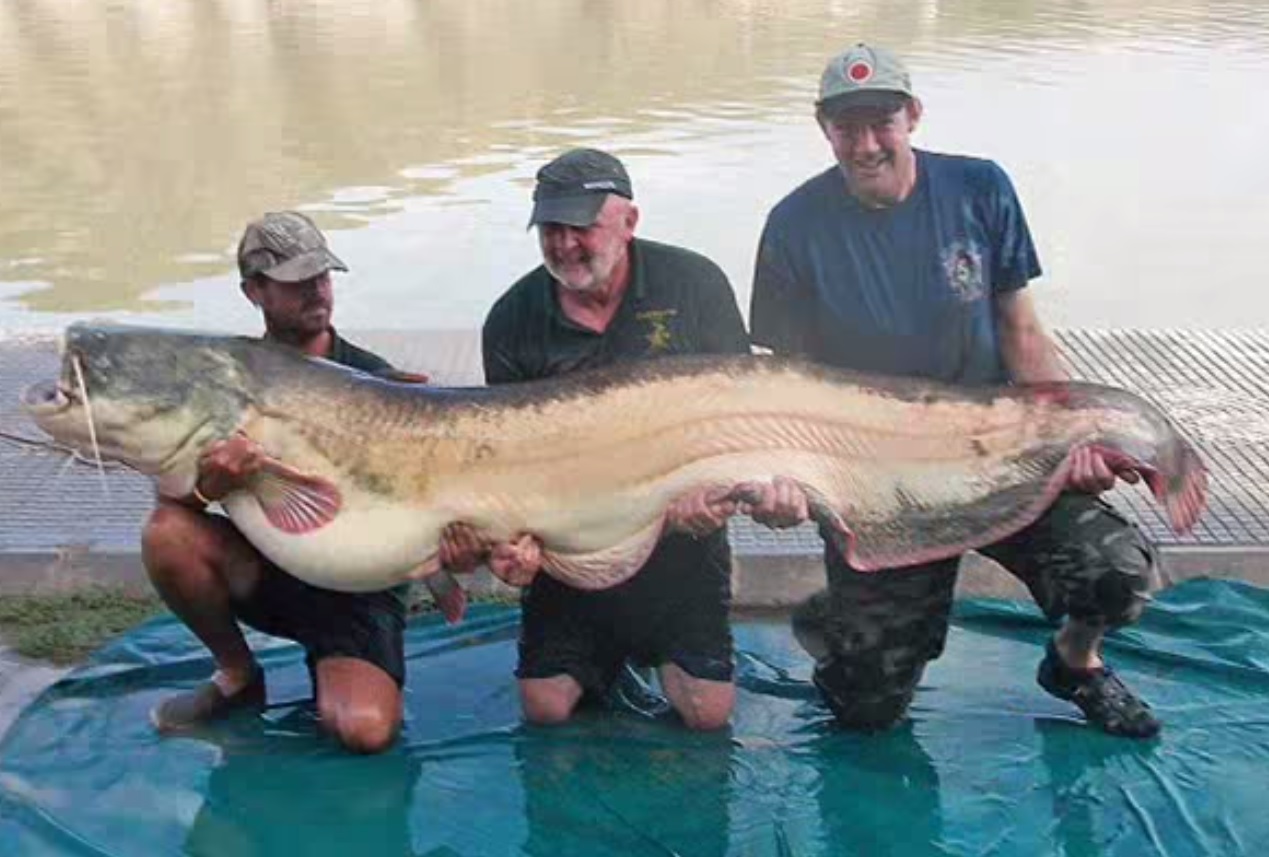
995;289;1137;493
995;290;1067;384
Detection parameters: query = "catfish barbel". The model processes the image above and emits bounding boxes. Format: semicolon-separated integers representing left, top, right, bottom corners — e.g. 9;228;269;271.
20;322;1207;593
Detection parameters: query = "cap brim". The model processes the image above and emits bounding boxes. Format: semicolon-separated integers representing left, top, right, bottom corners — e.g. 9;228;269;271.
528;194;606;229
263;248;348;282
817;90;910;116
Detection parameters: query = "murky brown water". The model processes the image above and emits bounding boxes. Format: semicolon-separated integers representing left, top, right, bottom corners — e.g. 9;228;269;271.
2;0;1267;333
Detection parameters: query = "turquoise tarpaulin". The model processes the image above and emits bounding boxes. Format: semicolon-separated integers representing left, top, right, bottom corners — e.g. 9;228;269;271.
1;578;1267;856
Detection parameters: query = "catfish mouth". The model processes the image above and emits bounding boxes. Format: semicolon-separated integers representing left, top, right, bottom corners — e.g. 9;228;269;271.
21;377;75;416
21;343;97;438
21;337;97;419
19;349;130;472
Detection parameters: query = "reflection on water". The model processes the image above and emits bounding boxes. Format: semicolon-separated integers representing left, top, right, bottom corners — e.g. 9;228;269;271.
1;0;1267;332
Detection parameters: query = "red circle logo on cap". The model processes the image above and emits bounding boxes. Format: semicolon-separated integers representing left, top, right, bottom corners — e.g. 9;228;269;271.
846;61;873;83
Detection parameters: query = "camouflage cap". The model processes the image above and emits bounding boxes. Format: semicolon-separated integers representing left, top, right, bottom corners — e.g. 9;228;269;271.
236;211;348;282
816;43;914;115
529;148;633;228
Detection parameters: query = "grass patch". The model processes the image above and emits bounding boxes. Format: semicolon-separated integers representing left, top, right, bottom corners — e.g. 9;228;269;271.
0;587;165;665
0;581;517;666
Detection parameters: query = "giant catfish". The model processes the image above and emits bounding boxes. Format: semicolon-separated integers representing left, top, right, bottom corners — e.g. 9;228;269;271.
21;322;1207;593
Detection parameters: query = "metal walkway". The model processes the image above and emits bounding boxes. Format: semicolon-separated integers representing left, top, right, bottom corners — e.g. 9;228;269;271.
3;328;1268;557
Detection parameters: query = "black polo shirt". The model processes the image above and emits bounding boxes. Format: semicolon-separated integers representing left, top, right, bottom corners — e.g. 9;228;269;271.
482;238;749;382
481;237;750;593
327;330;393;375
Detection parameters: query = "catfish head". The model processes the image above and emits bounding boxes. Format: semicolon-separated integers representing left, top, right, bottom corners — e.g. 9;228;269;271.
21;322;258;492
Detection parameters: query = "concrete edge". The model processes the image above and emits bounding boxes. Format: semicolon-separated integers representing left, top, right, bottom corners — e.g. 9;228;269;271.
2;546;1266;606
732;546;1269;608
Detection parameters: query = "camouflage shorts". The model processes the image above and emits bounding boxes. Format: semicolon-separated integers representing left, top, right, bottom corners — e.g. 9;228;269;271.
794;492;1156;728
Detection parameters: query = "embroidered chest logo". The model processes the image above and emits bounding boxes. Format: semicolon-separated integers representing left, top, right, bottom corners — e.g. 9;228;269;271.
636;309;678;353
941;241;986;302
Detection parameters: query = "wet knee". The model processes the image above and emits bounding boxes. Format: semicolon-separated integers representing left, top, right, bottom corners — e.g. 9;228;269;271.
521;689;576;725
673;688;734;732
813;659;918;732
831;694;913;732
679;704;731;732
321;702;398;754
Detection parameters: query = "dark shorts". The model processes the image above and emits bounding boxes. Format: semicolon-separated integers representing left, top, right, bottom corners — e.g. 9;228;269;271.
231;556;407;688
516;532;735;698
796;492;1156;723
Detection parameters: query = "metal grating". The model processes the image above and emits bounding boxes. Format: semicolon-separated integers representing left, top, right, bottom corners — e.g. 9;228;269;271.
1053;329;1269;547
0;335;156;553
3;329;1268;557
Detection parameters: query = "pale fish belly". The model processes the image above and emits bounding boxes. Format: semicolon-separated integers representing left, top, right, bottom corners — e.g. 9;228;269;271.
505;450;853;591
222;491;446;592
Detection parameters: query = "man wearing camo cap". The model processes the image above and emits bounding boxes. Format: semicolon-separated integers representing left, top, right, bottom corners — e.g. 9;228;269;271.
139;211;427;753
749;44;1165;739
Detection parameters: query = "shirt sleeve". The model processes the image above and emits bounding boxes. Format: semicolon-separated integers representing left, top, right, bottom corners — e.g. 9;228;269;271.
689;263;751;356
986;162;1043;294
748;220;814;356
481;305;527;385
334;338;395;374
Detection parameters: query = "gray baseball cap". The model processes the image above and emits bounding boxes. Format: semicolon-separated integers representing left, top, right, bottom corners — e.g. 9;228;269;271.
528;148;634;228
236;211;348;282
816;43;914;114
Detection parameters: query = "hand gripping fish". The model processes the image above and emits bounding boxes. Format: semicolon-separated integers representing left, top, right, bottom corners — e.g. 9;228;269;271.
21;323;1207;594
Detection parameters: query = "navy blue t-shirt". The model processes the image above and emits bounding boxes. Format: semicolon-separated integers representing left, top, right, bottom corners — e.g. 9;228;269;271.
750;150;1042;385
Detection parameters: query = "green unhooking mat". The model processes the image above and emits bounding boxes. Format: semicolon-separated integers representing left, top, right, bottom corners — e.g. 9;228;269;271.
1;578;1266;856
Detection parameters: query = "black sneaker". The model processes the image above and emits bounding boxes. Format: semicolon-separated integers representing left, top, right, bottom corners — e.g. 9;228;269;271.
151;668;267;733
1036;639;1161;738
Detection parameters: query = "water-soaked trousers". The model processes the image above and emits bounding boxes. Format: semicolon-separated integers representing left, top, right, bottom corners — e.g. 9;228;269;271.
792;492;1157;730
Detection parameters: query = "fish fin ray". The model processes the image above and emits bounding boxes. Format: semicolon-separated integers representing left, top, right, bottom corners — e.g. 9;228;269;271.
542;518;664;590
1141;441;1208;535
250;458;342;534
423;571;467;624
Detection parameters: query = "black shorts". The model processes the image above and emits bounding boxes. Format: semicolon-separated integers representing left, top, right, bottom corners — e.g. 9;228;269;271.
516;532;734;698
231;556;407;688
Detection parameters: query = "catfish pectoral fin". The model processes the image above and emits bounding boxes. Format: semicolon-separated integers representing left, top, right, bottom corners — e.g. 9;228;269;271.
249;457;342;534
423;571;468;625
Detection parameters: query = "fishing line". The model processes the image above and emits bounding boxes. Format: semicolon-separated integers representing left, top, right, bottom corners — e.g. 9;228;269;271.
0;430;62;453
55;447;82;483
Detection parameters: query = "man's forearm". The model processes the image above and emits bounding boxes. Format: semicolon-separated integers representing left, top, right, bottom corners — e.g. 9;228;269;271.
996;291;1068;384
1001;329;1067;383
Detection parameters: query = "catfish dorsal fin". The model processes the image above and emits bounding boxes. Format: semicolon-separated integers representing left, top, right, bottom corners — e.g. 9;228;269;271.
249;458;342;534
